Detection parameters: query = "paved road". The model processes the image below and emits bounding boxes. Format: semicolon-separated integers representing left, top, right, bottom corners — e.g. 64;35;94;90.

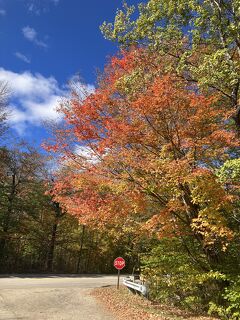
0;275;118;320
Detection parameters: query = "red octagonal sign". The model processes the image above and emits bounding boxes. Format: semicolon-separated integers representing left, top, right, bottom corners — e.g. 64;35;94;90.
114;257;125;270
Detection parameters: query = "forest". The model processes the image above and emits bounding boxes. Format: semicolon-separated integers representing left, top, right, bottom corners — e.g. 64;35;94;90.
1;0;240;318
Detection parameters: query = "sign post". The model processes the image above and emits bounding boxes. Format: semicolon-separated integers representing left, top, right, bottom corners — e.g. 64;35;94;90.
114;257;125;289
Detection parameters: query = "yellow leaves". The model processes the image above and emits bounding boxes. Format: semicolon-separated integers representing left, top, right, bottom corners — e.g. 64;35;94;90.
188;171;234;249
189;170;229;207
191;208;233;249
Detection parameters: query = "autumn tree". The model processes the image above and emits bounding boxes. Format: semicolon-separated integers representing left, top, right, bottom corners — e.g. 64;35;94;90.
47;49;238;267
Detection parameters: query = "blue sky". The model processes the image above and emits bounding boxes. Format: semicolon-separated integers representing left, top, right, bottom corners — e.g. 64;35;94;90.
0;0;139;148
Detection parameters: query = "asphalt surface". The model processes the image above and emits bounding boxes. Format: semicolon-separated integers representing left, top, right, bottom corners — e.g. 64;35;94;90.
0;274;118;320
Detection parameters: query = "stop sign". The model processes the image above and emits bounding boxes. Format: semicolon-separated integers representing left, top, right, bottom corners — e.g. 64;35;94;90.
114;257;125;270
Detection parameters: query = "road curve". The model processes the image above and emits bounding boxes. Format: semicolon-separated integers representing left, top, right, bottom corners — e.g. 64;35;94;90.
0;274;118;320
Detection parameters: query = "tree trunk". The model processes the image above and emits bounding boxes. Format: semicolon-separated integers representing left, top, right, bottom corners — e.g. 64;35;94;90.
46;220;58;272
0;173;16;263
46;202;63;272
76;225;85;273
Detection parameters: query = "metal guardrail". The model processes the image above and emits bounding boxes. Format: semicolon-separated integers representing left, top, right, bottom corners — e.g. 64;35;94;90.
123;277;148;297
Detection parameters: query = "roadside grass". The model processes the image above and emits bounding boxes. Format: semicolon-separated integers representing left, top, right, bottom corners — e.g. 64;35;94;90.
92;286;219;320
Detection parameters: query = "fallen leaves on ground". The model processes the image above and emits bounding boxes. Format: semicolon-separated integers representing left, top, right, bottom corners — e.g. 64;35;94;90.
92;286;219;320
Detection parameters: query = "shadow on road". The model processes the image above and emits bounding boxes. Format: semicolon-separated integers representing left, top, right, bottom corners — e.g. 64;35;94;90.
0;273;118;279
101;285;112;288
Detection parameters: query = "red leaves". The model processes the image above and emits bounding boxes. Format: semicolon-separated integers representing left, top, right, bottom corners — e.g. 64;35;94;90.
46;47;238;248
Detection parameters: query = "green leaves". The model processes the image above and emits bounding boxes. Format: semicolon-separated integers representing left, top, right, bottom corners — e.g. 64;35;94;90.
218;159;240;184
101;0;240;109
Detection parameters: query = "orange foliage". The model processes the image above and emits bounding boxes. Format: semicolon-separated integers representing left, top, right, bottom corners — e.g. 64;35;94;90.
46;48;238;249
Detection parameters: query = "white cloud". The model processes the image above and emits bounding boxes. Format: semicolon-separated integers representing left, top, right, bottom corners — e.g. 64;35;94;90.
22;26;36;41
75;145;100;164
15;52;31;64
0;68;94;136
0;9;6;16
26;0;60;15
67;75;95;100
27;3;41;15
74;144;109;165
0;68;63;135
22;26;48;48
0;69;61;99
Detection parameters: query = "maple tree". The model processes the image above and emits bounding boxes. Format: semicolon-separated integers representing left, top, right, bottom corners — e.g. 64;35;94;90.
47;49;238;269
